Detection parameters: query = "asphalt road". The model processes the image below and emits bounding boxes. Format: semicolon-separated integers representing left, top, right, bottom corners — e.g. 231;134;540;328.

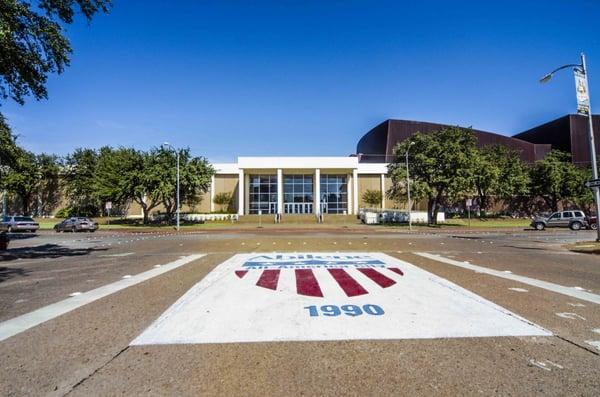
0;228;599;396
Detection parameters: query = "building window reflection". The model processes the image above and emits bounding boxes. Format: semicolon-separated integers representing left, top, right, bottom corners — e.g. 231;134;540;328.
283;174;313;214
249;174;277;214
320;175;347;214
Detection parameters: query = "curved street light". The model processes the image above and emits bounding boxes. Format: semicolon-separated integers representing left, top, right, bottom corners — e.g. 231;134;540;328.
540;53;600;241
162;142;180;232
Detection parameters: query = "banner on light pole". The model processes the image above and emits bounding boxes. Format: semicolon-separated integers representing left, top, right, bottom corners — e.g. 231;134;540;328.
574;69;590;115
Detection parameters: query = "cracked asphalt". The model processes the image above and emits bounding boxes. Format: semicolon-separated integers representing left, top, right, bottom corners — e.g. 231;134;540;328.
0;227;599;396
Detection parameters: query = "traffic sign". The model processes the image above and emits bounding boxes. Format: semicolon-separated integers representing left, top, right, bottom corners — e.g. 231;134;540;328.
584;179;600;188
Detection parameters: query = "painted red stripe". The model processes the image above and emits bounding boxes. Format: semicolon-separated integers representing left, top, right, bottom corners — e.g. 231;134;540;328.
328;269;368;297
295;269;323;297
235;270;248;279
357;268;396;288
388;267;404;276
256;269;280;290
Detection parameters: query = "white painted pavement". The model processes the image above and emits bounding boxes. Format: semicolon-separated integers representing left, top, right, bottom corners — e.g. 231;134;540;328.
0;254;205;342
132;252;550;345
416;252;600;305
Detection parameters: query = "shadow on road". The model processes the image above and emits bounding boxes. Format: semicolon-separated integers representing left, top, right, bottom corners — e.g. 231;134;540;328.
0;266;29;282
0;244;108;262
5;233;38;241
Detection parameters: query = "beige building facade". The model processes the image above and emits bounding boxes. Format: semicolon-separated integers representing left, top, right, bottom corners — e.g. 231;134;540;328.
210;157;396;216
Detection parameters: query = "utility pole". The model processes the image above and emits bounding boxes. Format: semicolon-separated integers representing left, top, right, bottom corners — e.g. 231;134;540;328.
581;53;600;242
405;141;415;230
163;142;180;231
541;52;600;241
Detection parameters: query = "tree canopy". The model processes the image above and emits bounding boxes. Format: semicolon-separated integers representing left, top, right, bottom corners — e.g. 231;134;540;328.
0;0;110;109
473;145;530;214
529;150;589;212
92;145;215;223
387;126;478;224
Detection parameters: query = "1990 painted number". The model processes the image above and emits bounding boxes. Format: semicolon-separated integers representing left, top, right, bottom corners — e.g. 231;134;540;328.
304;304;384;317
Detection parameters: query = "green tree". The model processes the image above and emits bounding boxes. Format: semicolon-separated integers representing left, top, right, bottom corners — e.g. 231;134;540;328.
93;146;160;223
0;115;19;175
530;150;582;212
62;148;100;216
0;0;110;112
362;189;382;208
213;192;232;212
1;147;39;214
387;127;478;224
35;153;61;216
473;145;530;215
93;146;215;223
145;147;214;219
570;165;595;213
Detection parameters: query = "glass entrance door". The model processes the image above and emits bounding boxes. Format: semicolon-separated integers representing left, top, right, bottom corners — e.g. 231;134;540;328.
284;203;313;214
283;174;314;214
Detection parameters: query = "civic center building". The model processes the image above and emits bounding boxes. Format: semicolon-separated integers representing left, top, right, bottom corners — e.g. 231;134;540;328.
140;115;600;217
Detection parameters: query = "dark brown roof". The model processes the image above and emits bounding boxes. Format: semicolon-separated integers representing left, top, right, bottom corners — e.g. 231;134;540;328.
356;119;550;163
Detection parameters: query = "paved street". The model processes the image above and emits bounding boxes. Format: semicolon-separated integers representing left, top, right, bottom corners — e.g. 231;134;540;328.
1;228;599;396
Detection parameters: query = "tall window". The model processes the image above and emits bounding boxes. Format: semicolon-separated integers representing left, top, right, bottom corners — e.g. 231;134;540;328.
320;175;347;214
284;174;313;214
249;175;277;214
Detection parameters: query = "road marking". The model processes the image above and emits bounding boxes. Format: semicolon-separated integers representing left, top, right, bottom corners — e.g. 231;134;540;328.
585;340;600;351
132;252;550;345
508;288;528;292
415;252;600;305
0;254;205;342
556;312;586;320
99;252;134;257
529;359;563;371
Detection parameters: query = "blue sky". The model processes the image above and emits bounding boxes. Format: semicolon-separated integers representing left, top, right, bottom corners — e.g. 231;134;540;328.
3;0;600;162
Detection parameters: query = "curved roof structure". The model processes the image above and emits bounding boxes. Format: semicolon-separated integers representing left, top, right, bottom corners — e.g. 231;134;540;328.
356;119;551;163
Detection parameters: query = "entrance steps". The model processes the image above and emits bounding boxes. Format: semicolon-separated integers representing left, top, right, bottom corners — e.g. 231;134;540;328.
237;214;359;224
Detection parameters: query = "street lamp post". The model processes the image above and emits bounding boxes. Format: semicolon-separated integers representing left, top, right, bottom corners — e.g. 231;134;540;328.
541;52;600;242
405;141;415;231
162;142;180;232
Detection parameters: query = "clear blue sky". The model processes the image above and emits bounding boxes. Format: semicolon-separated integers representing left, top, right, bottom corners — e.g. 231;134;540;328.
3;0;600;162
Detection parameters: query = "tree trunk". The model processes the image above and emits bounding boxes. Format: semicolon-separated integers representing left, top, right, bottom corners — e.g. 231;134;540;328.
142;205;149;224
431;189;444;225
22;195;29;215
427;196;435;225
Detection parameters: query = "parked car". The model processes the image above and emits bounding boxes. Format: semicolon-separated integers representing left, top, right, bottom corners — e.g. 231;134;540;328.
531;210;588;231
54;217;99;232
1;215;40;233
588;216;597;230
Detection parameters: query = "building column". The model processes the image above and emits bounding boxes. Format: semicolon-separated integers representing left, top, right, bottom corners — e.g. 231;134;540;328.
210;174;215;212
314;168;320;214
238;169;244;216
352;169;358;215
380;173;385;209
277;169;283;214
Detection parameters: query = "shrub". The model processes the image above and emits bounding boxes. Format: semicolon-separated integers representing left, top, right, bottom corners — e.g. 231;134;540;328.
362;189;382;208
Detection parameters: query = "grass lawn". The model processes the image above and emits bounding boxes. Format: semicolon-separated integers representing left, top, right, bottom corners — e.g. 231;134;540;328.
380;217;531;229
33;216;532;232
34;218;238;232
439;218;531;228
